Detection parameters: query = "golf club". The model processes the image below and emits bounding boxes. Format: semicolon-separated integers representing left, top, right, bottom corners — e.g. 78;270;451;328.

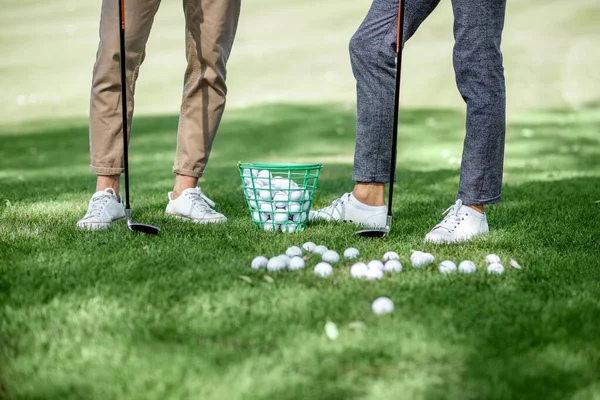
356;0;406;238
118;0;160;235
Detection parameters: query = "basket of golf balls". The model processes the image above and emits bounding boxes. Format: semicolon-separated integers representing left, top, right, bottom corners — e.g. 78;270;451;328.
238;162;322;233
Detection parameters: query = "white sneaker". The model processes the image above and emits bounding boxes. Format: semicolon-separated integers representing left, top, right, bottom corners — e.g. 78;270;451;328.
309;193;387;228
76;188;125;230
424;200;489;244
165;187;227;224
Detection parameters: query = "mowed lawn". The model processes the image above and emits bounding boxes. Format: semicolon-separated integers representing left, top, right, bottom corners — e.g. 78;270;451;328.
2;0;600;399
1;104;600;400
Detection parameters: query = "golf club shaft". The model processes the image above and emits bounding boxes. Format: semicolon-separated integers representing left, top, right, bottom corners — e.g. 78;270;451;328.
387;0;406;217
118;0;131;211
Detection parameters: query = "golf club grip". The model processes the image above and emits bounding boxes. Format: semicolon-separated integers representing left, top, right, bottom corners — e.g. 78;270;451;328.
387;0;405;217
118;0;131;210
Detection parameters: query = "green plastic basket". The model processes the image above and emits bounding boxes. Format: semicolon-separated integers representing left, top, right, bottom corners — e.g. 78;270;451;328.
238;162;322;233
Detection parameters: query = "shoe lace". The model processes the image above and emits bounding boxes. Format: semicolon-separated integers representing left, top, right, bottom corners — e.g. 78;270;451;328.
186;188;218;214
319;193;350;218
436;199;469;233
85;194;111;219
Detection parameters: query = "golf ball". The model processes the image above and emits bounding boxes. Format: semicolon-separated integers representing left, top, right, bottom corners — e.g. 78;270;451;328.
383;251;399;261
485;254;501;264
367;260;385;271
458;260;477;274
314;262;333;277
438;260;457;274
343;247;360;259
410;251;435;267
286;246;303;257
302;242;316;252
366;267;384;280
251;256;268;269
271;177;289;190
274;211;288;223
383;259;402;273
372;297;394;315
267;256;286;271
487;262;505;275
263;223;276;232
289;202;301;212
350;262;369;278
282;223;298;233
256;170;272;186
260;202;274;213
273;192;288;208
321;250;340;264
259;190;271;200
278;254;291;267
288;256;305;270
289;190;303;201
313;245;328;255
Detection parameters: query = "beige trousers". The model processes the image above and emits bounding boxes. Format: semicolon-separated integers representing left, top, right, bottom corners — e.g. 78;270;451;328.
89;0;241;178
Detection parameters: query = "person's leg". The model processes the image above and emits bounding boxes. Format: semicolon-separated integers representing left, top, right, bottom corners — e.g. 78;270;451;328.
349;0;441;206
310;0;440;228
424;0;506;243
171;0;241;199
89;0;162;195
452;0;507;208
79;0;161;230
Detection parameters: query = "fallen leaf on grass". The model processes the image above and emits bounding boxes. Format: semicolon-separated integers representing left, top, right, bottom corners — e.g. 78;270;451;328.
238;275;253;284
324;321;339;340
510;259;523;270
263;275;275;283
348;321;366;330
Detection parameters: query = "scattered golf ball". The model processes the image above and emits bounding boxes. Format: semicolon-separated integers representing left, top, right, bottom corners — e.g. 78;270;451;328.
288;256;305;270
277;254;291;267
303;242;316;252
410;251;435;267
321;250;340;264
350;262;369;279
314;262;333;277
267;256;286;271
371;297;394;314
251;256;268;270
383;259;402;273
343;247;360;259
487;262;505;275
367;260;384;271
438;260;457;274
458;260;477;274
313;245;328;255
366;267;384;280
485;254;501;264
383;251;399;261
286;246;303;257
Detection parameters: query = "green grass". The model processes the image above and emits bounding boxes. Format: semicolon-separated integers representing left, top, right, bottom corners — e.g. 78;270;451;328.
1;104;600;400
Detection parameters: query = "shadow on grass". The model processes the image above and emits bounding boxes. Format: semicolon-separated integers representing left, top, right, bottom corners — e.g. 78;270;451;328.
1;104;599;400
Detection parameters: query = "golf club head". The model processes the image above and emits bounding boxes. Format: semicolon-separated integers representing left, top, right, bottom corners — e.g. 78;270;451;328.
355;216;392;238
127;220;160;235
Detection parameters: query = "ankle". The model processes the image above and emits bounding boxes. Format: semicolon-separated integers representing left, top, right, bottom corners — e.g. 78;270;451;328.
172;174;199;200
465;204;485;214
96;175;120;196
352;182;385;207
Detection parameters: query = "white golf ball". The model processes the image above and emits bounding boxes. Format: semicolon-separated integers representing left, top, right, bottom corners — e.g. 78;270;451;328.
260;202;274;213
458;260;477;274
372;297;394;314
410;251;435;267
343;248;360;259
282;223;299;233
366;267;384;280
303;190;312;201
289;190;303;201
286;246;303;257
314;262;333;277
288;256;305;270
438;260;457;274
485;254;501;264
302;242;316;252
367;260;384;271
263;223;277;232
292;214;300;222
383;259;402;273
313;245;328;255
321;250;340;264
245;189;257;200
350;262;369;278
383;251;399;261
267;256;286;271
487;262;505;275
278;254;291;267
259;190;272;200
273;192;288;208
251;256;268;269
289;202;301;212
271;177;290;190
303;201;311;211
248;199;259;209
256;170;272;186
274;211;288;223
